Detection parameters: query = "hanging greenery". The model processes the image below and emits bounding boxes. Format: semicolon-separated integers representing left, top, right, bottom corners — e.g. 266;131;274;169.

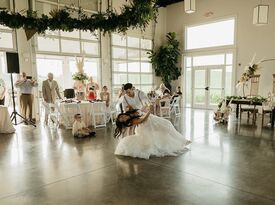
0;0;158;37
148;32;181;88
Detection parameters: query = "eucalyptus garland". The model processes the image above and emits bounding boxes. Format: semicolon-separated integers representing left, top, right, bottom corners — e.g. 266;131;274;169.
0;0;157;35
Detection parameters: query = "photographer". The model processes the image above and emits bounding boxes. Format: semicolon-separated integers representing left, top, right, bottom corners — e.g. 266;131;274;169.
15;72;38;124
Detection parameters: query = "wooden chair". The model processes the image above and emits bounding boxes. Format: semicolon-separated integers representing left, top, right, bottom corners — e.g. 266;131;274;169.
240;75;260;123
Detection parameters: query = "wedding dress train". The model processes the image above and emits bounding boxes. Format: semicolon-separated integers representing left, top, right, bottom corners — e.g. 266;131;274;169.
115;114;190;159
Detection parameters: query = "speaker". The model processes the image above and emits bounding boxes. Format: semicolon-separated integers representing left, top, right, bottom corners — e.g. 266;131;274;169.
6;52;20;74
64;89;75;99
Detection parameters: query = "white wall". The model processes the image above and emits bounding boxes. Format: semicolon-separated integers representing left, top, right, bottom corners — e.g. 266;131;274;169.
166;0;275;97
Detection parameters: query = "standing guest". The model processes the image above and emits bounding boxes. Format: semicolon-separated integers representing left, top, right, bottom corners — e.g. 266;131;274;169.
15;72;38;123
42;73;62;103
100;86;110;107
0;78;6;105
86;76;99;101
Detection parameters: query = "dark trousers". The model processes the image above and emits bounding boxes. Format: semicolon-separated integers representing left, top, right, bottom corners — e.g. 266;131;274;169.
0;96;5;105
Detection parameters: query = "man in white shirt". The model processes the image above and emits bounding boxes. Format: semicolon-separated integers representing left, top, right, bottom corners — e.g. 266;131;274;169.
0;78;6;105
15;72;38;122
121;83;150;112
42;73;62;103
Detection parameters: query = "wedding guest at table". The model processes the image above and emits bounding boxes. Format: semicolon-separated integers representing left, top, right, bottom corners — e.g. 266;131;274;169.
86;76;99;101
72;113;96;138
156;83;171;99
0;78;6;105
100;86;110;107
15;72;38;123
74;80;86;101
42;73;62;103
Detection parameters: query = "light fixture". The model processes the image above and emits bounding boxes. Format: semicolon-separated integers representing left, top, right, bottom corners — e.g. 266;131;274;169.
185;0;196;14
253;4;269;25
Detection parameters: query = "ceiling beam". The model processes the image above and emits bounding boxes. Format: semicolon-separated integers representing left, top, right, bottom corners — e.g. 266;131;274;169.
156;0;184;7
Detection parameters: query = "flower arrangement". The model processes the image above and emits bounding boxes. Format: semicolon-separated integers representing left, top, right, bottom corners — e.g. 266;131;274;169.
72;56;88;82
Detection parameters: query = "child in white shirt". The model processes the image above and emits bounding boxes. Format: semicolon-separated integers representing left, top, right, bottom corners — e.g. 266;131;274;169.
72;113;95;138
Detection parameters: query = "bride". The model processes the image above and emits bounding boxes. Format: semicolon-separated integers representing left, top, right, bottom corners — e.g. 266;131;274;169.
114;110;191;159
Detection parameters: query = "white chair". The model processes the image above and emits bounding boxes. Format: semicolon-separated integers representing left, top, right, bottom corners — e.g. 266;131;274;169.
110;101;119;125
42;102;60;129
61;103;82;129
170;96;181;116
91;102;107;128
159;98;171;118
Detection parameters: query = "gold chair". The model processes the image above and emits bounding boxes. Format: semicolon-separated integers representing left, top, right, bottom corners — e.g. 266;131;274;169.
240;75;260;123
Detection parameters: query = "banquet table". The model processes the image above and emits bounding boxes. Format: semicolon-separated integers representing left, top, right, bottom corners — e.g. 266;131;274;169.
59;101;106;127
0;106;15;134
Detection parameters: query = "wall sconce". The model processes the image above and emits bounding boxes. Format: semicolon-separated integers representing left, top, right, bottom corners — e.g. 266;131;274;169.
185;0;196;14
253;4;269;25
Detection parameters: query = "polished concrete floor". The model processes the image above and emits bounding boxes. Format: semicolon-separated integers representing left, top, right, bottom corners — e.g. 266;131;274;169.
0;109;274;205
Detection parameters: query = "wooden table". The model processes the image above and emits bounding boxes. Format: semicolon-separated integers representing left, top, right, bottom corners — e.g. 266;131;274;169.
228;99;275;127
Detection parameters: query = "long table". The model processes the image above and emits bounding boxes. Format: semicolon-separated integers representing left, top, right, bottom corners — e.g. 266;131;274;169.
228;99;275;127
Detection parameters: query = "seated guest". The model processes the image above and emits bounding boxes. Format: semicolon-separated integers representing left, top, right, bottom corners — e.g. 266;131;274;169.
156;83;171;99
86;76;99;101
175;86;182;96
72;114;95;138
100;86;110;107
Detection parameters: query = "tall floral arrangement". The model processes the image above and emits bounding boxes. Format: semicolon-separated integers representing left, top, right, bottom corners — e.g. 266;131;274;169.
236;54;264;96
72;56;88;83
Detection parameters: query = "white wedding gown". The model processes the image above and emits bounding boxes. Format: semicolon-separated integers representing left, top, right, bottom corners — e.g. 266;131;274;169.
115;114;190;159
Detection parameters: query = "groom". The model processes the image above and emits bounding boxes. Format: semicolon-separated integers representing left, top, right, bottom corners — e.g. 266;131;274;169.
121;83;150;113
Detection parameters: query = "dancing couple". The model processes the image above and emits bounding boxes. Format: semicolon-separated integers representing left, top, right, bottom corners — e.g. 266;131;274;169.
114;83;191;159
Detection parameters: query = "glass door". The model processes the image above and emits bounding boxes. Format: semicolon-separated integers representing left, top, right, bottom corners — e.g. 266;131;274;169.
192;66;225;109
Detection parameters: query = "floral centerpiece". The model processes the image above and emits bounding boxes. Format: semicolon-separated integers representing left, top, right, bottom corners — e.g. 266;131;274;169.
236;54;264;96
72;56;88;83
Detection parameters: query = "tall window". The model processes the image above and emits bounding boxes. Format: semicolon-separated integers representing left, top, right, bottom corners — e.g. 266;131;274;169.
0;25;16;51
111;34;153;98
185;18;235;50
35;0;100;57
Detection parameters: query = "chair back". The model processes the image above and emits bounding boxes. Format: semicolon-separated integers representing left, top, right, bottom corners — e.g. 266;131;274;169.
249;75;260;96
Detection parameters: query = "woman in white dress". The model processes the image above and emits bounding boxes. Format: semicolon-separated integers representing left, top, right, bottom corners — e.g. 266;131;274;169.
114;110;191;159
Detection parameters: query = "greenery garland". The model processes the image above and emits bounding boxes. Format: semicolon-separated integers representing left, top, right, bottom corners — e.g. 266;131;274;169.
0;0;157;35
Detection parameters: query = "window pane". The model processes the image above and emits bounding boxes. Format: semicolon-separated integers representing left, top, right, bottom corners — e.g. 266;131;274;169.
113;61;127;72
61;39;80;53
112;47;126;59
36;2;57;17
60;30;80;38
1;0;10;9
37;37;60;52
141;63;152;72
186;19;235;50
140;50;150;61
81;31;98;41
210;69;222;88
59;0;79;6
226;53;233;65
82;42;99;55
185;57;192;67
128;62;140;72
127;36;139;48
128;49;140;60
141;74;152;84
113;73;127;85
0;32;13;49
193;54;224;66
128;74;140;84
69;59;98;79
112;34;126;46
141;39;152;49
80;0;98;11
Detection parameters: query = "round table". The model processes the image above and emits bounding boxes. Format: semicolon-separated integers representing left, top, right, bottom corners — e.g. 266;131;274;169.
0;106;15;133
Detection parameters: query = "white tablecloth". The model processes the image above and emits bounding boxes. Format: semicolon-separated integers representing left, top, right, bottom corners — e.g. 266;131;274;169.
0;106;15;134
59;101;106;127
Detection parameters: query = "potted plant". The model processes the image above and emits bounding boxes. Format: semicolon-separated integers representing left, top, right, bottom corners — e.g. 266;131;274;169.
148;32;181;90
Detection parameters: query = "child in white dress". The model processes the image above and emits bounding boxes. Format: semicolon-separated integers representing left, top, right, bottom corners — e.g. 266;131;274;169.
72;114;96;138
